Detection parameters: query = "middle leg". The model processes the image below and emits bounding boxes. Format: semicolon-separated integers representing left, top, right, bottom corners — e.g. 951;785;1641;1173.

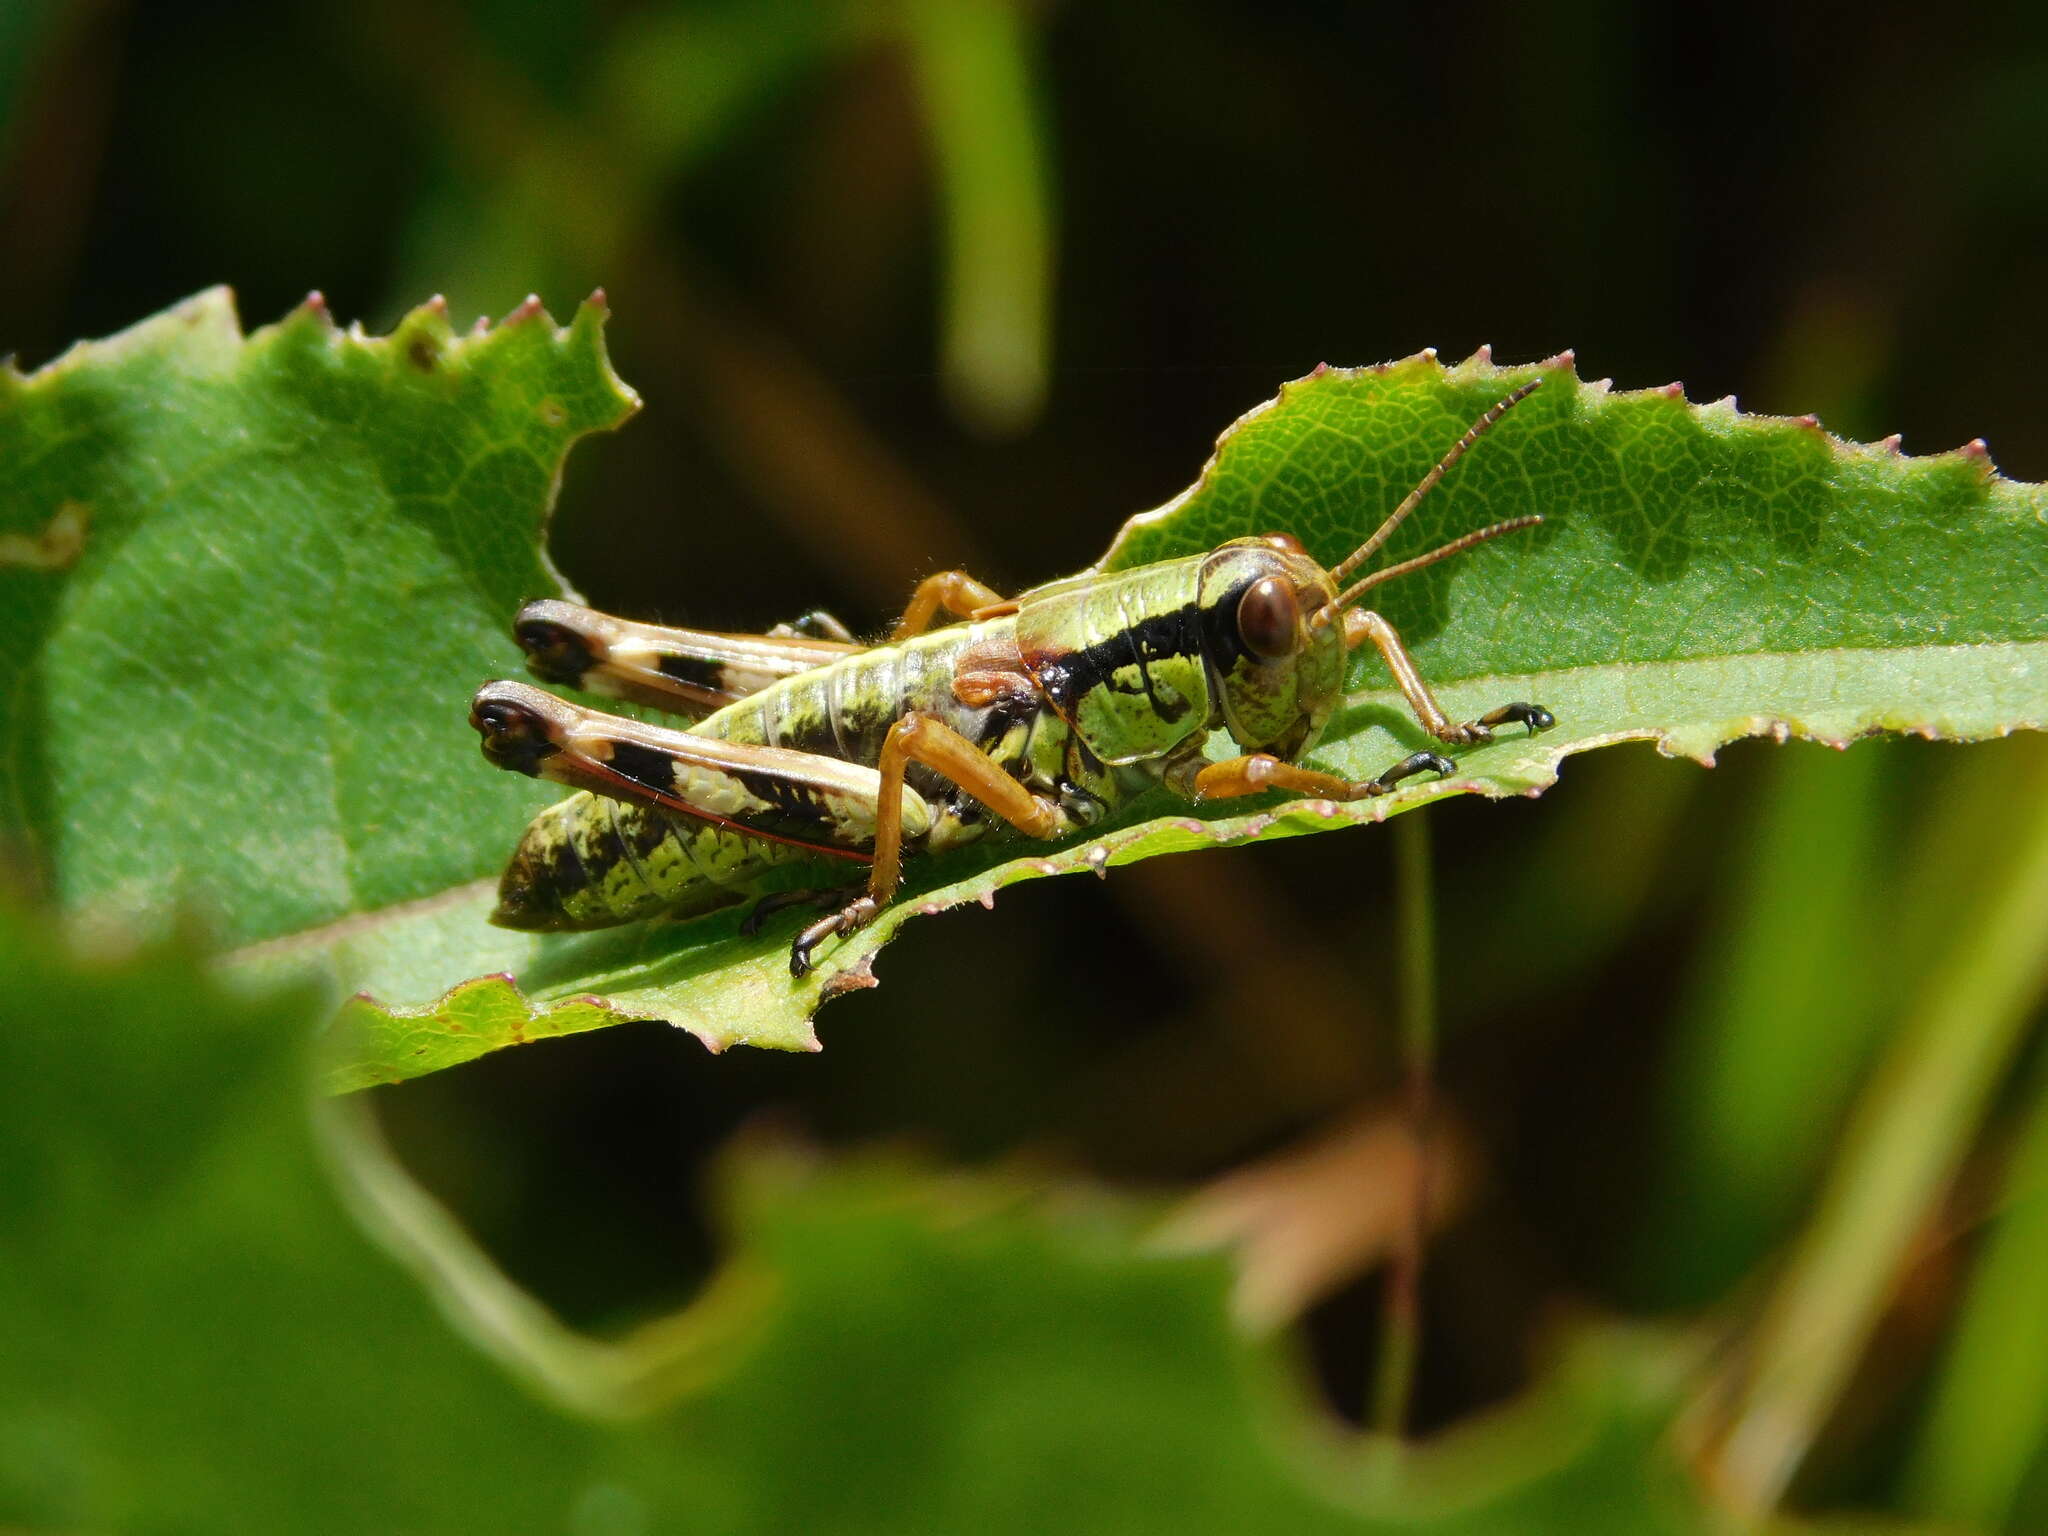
891;571;1011;641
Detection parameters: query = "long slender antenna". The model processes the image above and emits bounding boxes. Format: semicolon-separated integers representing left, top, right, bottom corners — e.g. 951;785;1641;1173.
1326;514;1543;619
1328;377;1545;585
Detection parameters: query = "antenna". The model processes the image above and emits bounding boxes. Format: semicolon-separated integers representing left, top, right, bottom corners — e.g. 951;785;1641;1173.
1327;377;1544;587
1322;515;1543;620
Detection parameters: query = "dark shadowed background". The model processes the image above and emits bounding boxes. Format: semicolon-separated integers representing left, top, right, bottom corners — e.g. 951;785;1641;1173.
8;0;2047;1523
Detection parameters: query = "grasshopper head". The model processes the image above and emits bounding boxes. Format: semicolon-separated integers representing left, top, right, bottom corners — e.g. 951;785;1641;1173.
1197;535;1348;759
1203;380;1552;762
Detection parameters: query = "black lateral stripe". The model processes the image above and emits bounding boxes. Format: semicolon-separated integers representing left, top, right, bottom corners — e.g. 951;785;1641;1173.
1048;598;1216;722
1200;574;1257;673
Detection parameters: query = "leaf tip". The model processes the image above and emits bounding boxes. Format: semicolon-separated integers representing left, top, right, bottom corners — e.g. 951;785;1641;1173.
391;295;458;372
504;293;548;328
279;291;338;342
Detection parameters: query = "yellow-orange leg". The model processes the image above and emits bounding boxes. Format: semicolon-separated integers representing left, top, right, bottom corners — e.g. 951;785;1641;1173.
791;713;1064;976
1343;609;1552;745
891;571;1009;641
1189;750;1457;804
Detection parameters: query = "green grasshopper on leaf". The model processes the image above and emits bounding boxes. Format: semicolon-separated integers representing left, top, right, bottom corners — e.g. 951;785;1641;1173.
471;380;1555;977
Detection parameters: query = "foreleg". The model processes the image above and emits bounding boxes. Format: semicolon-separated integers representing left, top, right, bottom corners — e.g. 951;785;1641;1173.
1343;609;1552;746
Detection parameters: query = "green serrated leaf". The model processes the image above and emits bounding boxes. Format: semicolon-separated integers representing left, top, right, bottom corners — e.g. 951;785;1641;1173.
0;286;637;947
8;300;2039;1082
311;351;2048;1087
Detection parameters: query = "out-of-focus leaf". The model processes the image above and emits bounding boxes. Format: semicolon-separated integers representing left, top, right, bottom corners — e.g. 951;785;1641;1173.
902;0;1055;434
1638;741;1895;1306
1697;736;2048;1514
0;286;635;946
596;0;869;178
320;353;2048;1087
0;1;63;148
1908;1050;2048;1529
0;901;1732;1534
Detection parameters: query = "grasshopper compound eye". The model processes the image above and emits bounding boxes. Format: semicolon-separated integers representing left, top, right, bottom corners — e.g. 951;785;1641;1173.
1236;575;1301;660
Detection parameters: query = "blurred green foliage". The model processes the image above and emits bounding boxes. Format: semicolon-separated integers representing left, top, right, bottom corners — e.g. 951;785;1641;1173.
3;0;2048;1530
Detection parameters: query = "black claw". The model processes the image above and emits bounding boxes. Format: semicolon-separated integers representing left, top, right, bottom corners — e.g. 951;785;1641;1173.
1363;749;1459;795
1482;701;1555;735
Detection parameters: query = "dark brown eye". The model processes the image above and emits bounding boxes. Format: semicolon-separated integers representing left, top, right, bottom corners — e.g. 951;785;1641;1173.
1236;575;1299;660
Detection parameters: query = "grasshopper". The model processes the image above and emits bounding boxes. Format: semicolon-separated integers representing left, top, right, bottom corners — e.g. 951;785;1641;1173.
471;380;1555;977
